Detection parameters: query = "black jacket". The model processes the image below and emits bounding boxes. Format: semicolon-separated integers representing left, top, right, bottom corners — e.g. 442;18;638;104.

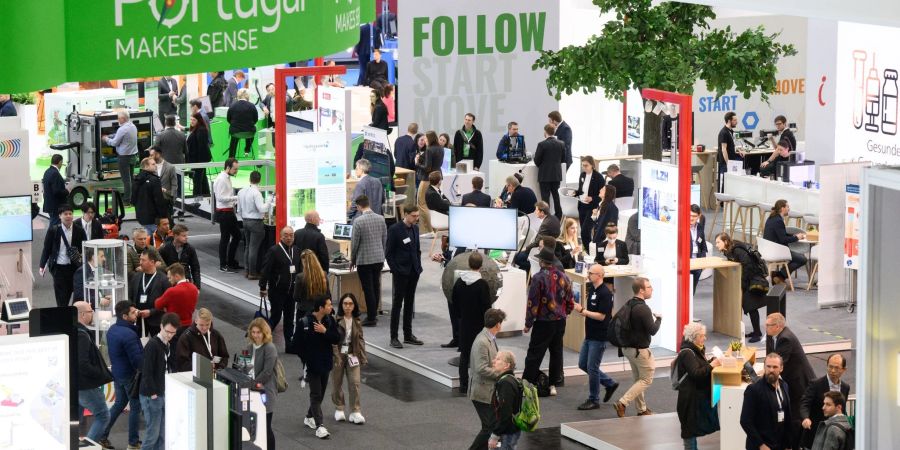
158;242;201;288
766;327;816;418
385;221;422;276
763;214;798;246
491;371;522;436
425;186;450;215
259;242;302;293
461;190;492;208
592;203;620;243
453;126;485;168
39;222;86;271
416;145;445;181
129;270;171;328
77;323;113;390
595;239;629;266
174;324;229;372
574;171;604;210
506;185;537;215
157;77;179;116
525;214;561;253
207;75;228;108
186;127;212;163
365;60;388;84
132;170;167;226
608;174;635;198
140;335;171;397
394;134;417;171
42;165;69;215
554;241;580;269
676;339;715;439
227;100;259;134
741;378;792;450
554;121;573;167
626;213;640;255
689;216;708;259
626;297;661;349
799;375;851;449
75;217;104;241
370;100;389;131
533;137;565;182
453;277;493;354
294;224;330;273
72;264;96;305
295;313;341;375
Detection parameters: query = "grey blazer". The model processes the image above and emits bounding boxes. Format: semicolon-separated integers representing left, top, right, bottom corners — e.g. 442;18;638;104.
158;161;178;199
246;342;278;413
350;210;387;266
467;328;499;404
156;128;187;164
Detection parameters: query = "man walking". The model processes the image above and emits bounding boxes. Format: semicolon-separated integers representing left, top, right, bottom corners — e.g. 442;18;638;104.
140;312;181;450
534;124;566;218
741;353;792;450
103;110;138;204
297;297;342;439
42;154;69;227
613;277;662;417
260;226;302;347
75;301;114;449
158;224;201;289
130;249;171;337
469;309;506;450
385;205;424;348
238;171;274;279
766;312;816;449
523;247;575;396
350;195;387;326
574;265;619;410
213;158;242;272
103;301;144;450
800;354;851;449
294;210;330;272
132;157;168;235
39;205;87;307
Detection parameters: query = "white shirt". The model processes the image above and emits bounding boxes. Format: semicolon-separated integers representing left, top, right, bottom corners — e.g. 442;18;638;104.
82;218;94;240
829;378;842;392
343;317;353;346
105;121;138;156
56;223;74;265
213;171;238;209
580;171;593;204
690;223;699;257
156;160;164;178
237;184;272;219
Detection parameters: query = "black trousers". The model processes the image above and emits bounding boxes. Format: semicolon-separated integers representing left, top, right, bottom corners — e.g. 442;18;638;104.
523;319;567;386
470;400;495;450
215;210;241;267
228;135;254;158
578;203;594;247
539;181;562;218
306;371;330;427
513;250;532;275
268;290;296;345
691;269;702;294
742;290;767;335
51;263;77;308
191;168;210;197
266;412;275;450
390;272;419;339
357;262;383;321
447;300;460;343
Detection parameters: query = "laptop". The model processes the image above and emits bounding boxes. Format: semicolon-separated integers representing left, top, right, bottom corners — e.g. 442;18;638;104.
333;223;352;240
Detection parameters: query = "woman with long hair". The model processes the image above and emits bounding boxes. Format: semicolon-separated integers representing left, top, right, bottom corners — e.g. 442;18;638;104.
331;293;368;424
369;86;389;131
294;249;331;317
186;112;212;197
591;184;618;246
715;232;768;342
415;131;444;232
245;318;279;449
574;155;604;247
555;217;584;269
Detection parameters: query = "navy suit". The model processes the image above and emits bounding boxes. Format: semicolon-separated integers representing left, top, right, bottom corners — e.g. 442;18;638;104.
554;121;573;168
461;190;492;208
42;165;68;224
741;378;792;450
506;186;537;215
385;221;422;339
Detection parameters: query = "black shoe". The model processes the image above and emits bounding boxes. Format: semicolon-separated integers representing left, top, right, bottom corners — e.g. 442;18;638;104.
458;385;468;395
440;339;459;348
749;334;762;343
403;335;424;345
97;439;115;450
362;319;377;327
603;382;620;403
219;266;236;273
390;338;403;349
577;400;600;410
228;263;244;271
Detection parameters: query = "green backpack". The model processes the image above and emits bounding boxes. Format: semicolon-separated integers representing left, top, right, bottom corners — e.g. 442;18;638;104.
502;375;541;432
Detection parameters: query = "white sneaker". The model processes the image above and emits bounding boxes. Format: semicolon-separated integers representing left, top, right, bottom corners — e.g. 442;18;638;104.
334;410;346;422
550;385;558;396
304;417;316;429
348;412;366;424
315;426;330;439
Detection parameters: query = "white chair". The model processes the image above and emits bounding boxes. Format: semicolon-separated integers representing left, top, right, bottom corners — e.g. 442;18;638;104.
428;211;449;255
614;196;635;210
558;188;580;222
757;238;795;291
807;245;819;291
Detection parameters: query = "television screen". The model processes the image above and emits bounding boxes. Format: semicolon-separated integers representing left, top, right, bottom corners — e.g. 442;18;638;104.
448;206;518;251
0;196;33;243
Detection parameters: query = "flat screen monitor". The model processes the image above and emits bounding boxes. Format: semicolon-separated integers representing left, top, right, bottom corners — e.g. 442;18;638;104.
0;195;33;243
333;223;352;240
627;143;644;156
448;206;518;251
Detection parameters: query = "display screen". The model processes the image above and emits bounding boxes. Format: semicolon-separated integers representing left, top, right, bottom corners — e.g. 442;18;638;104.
448;206;518;251
0;196;33;243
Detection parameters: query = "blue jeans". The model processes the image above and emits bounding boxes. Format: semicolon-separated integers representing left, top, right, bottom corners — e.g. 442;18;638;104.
683;436;698;450
140;395;165;450
578;339;616;402
78;387;111;442
499;430;522;449
104;378;141;445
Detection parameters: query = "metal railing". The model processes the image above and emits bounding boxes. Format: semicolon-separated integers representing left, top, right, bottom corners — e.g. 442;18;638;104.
172;160;276;222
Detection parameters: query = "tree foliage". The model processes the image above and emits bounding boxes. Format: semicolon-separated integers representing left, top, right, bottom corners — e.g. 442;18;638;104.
532;0;797;102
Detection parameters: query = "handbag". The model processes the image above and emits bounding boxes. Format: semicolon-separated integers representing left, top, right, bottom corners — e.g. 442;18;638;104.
60;229;82;263
255;296;269;320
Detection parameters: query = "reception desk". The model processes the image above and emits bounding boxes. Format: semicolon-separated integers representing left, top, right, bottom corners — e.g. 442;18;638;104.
724;173;820;216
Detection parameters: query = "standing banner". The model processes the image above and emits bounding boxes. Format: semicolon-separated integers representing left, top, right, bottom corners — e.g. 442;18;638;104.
844;184;861;269
358;126;394;188
639;160;680;351
284;132;346;230
0;1;373;92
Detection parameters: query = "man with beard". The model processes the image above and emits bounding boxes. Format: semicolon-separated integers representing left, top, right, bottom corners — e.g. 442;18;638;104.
741;353;792;450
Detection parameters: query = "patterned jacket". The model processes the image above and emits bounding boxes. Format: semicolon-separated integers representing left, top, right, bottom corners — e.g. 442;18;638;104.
350;210;387;266
525;265;575;328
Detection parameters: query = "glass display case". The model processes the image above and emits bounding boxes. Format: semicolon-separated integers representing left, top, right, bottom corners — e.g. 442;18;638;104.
81;239;128;345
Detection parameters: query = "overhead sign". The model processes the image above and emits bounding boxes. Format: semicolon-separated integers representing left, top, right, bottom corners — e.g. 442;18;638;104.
0;0;373;92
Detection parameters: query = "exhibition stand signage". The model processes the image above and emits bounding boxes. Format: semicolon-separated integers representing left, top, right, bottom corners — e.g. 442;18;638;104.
284;132;347;230
844;184;861;269
0;0;374;92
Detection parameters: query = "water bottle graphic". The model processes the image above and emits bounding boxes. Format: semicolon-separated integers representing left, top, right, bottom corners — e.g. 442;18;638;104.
865;53;881;133
852;50;868;129
882;69;898;135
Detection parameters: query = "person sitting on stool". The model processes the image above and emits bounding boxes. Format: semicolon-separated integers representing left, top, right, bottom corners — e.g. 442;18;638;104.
226;88;258;159
762;200;806;284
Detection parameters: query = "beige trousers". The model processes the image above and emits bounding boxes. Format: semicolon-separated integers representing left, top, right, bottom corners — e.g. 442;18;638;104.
416;180;433;232
618;347;655;413
331;354;362;413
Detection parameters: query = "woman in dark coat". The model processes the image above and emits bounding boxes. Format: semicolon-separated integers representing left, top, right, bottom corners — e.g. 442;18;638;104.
369;87;389;131
591;184;619;246
676;322;721;449
186;112;213;196
453;252;494;394
716;232;768;343
574;156;604;247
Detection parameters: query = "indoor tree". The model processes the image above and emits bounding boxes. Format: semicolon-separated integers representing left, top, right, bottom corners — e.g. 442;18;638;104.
533;0;796;161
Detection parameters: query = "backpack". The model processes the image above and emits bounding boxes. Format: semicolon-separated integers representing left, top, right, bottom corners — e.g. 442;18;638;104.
274;357;288;393
669;348;693;390
287;316;309;358
607;298;639;348
734;243;770;293
824;422;855;450
501;374;541;432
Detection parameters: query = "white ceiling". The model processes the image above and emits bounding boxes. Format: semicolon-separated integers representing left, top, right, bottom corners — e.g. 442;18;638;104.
676;0;900;27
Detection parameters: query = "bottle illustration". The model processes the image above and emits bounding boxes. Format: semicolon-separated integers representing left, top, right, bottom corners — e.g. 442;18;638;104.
865;53;881;133
852;50;867;129
883;69;898;135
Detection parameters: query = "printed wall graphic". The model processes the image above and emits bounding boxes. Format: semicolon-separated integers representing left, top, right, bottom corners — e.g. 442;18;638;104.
0;139;22;158
844;184;860;269
284;132;346;230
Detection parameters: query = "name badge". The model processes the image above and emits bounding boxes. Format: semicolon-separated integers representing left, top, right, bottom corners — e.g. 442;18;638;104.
140;294;147;304
777;410;785;423
591;293;596;300
341;344;349;354
403;237;411;244
289;266;296;274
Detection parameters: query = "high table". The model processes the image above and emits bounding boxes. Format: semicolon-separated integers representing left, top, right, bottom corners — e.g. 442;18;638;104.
690;257;743;339
724;172;820;216
562;265;640;352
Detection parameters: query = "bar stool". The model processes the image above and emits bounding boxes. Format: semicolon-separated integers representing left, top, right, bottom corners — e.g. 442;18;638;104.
787;209;805;229
757;202;774;243
733;199;760;243
708;193;735;240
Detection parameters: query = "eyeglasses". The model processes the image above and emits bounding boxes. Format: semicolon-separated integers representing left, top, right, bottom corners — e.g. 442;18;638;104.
765;323;777;327
342;302;354;306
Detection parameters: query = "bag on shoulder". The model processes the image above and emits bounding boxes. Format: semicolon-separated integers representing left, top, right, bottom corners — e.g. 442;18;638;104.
825;422;855;450
255;296;269;320
287;316;309;357
607;298;638;348
738;244;770;293
669;348;693;390
274;357;288;393
501;375;541;432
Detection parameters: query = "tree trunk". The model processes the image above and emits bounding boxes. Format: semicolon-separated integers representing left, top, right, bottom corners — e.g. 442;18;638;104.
643;110;662;162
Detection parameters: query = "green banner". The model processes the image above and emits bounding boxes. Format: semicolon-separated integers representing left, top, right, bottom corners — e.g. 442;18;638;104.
0;0;373;93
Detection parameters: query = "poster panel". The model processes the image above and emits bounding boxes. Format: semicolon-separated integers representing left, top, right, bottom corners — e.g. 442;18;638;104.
317;86;347;133
844;184;861;269
285;132;347;230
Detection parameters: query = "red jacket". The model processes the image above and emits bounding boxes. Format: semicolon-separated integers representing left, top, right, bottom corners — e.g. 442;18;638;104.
155;280;198;326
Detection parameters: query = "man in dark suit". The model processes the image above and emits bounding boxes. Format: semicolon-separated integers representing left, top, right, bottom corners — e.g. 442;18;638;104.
799;353;851;449
763;200;807;283
154;115;187;164
42;154;69;227
606;164;635;198
157;76;179;117
394;123;418;171
129;248;171;337
741;353;793;450
495;175;538;215
766;313;815;450
224;71;245;108
688;204;707;293
75;202;103;241
534;124;566;219
425;171;451;215
39;205;87;307
260;226;302;345
384;205;424;348
549;110;573;169
294;211;330;273
461;176;491;207
513;201;561;274
226;89;258;158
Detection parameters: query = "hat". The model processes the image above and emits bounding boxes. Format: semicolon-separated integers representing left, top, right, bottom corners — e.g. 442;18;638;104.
537;247;556;263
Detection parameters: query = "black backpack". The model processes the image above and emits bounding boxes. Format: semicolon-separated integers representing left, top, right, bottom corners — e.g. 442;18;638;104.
824;422;855;450
607;298;639;348
734;243;770;293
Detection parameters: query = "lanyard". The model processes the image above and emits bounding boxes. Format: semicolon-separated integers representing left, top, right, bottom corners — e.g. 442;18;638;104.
279;243;294;263
142;272;157;293
775;384;784;411
202;332;213;358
